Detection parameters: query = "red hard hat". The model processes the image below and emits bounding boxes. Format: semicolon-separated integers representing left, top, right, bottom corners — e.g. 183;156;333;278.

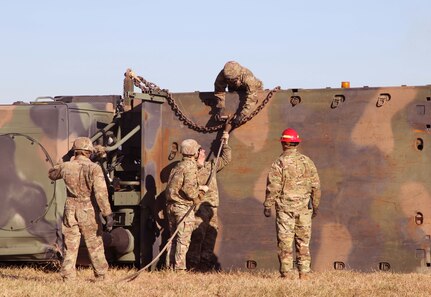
280;128;301;143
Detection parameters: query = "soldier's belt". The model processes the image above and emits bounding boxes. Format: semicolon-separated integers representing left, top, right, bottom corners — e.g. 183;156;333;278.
66;197;92;203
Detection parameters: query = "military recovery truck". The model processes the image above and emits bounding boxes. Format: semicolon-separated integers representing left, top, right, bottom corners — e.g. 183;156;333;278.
1;72;431;273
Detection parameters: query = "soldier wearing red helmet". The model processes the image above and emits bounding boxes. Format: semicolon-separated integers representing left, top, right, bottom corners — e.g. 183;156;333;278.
264;128;321;280
279;128;302;143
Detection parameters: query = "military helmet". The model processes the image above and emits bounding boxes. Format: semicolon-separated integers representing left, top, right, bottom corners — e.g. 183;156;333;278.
73;137;94;152
223;61;241;79
180;139;200;156
280;128;302;143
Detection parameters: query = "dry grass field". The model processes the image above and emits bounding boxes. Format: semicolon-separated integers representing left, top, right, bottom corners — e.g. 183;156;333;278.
0;266;431;297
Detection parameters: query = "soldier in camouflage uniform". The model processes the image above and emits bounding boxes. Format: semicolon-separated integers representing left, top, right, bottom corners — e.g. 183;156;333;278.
214;61;263;125
264;128;321;280
187;131;231;271
48;137;114;281
166;139;209;271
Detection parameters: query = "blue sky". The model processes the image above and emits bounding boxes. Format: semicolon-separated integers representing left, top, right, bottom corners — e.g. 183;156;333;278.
1;0;430;104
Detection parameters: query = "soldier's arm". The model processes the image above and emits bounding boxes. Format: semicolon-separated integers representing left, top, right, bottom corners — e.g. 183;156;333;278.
166;167;183;200
48;164;63;181
214;143;232;172
242;72;263;96
92;165;112;217
240;74;263;116
308;160;321;210
214;70;227;101
264;160;283;208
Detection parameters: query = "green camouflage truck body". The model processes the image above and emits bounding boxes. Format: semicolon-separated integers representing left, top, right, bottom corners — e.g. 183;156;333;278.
1;85;431;272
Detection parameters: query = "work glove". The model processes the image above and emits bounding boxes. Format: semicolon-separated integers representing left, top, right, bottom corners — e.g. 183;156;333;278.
264;208;271;218
104;213;114;232
221;131;229;144
93;145;107;159
215;108;230;122
312;208;318;219
199;185;209;193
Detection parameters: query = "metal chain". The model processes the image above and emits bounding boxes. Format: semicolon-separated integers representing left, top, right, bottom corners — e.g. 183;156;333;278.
165;92;223;133
128;70;280;133
237;86;281;126
165;86;280;133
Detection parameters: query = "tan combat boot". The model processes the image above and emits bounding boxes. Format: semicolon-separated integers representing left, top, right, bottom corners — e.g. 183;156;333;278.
91;275;106;283
280;271;298;280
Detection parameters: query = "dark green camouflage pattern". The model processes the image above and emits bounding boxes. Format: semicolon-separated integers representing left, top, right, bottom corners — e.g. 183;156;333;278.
1;83;431;273
0;99;115;264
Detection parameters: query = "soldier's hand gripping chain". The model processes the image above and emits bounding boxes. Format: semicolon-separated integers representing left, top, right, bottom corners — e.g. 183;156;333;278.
231;114;244;127
264;207;272;217
104;213;114;232
215;107;229;122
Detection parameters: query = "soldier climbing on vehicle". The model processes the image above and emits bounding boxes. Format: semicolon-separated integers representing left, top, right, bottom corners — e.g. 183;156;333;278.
214;61;263;126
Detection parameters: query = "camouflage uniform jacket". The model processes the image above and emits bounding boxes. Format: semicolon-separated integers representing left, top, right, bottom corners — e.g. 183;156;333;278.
166;156;199;206
214;64;263;106
197;144;232;207
48;155;112;217
264;148;321;211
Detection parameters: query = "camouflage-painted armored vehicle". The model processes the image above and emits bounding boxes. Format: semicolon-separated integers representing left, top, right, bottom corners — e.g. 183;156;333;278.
1;73;431;273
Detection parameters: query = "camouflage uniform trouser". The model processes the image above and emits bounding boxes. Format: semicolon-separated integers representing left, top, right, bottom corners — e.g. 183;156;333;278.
276;206;313;274
61;199;108;280
187;203;218;270
166;203;195;270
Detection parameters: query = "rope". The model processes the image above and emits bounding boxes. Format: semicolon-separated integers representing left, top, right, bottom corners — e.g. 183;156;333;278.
121;137;227;282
